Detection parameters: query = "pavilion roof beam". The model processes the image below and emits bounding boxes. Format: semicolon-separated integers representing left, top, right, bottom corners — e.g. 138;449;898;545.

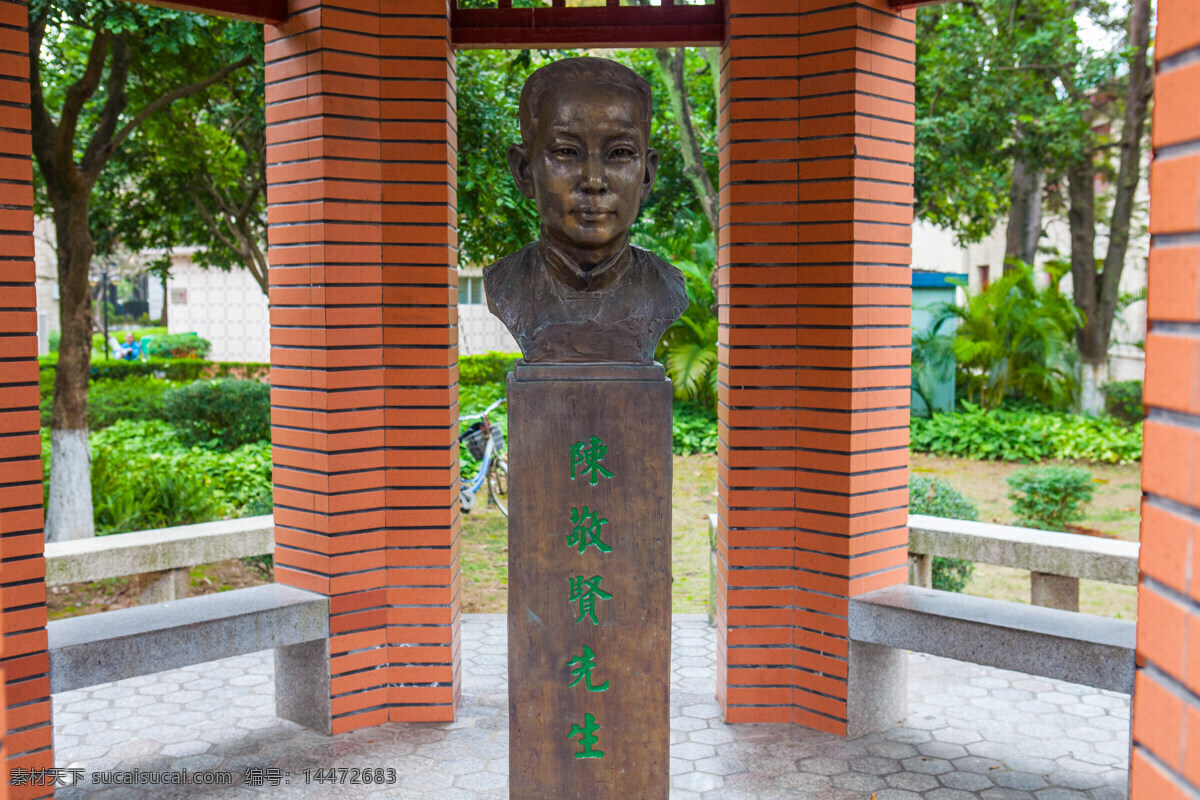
889;0;954;8
451;2;724;49
119;0;287;25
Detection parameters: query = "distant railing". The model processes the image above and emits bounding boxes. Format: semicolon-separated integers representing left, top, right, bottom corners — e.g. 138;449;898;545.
45;516;273;604
906;514;1139;612
710;512;1139;615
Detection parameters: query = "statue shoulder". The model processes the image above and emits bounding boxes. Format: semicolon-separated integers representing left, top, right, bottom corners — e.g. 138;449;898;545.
632;246;689;317
483;243;539;310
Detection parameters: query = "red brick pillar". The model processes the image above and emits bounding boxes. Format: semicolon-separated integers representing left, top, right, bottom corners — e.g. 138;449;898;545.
0;0;53;795
715;0;915;736
265;0;460;733
1132;0;1200;796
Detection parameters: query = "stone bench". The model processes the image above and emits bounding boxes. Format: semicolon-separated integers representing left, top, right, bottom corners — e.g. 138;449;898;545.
849;584;1136;694
48;583;330;729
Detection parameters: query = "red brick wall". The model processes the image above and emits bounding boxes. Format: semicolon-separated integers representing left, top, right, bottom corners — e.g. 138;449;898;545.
0;1;53;795
715;0;915;734
265;0;461;732
1133;0;1200;795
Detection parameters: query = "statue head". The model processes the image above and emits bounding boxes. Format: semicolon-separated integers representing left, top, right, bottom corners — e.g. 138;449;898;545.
508;57;659;269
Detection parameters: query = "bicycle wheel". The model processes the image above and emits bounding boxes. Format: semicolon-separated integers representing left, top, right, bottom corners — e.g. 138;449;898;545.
488;459;509;517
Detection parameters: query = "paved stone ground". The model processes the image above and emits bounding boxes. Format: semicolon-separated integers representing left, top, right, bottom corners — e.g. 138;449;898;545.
50;614;1130;799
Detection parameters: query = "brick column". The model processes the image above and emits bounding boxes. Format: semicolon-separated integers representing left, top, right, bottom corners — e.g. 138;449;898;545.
1132;0;1200;796
0;0;53;795
715;0;915;736
265;0;460;734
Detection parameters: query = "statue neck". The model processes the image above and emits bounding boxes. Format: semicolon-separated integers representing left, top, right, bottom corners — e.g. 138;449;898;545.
540;238;632;292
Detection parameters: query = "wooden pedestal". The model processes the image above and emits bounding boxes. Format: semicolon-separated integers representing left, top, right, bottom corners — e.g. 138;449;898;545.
507;361;672;800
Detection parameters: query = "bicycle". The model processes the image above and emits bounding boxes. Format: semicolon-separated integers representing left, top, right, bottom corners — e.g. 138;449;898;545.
458;397;508;517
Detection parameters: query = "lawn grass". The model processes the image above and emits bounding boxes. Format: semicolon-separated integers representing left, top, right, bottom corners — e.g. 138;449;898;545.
460;454;716;614
462;452;1141;619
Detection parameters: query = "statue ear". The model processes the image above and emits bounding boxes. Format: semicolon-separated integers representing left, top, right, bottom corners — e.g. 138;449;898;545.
641;148;659;204
508;144;536;200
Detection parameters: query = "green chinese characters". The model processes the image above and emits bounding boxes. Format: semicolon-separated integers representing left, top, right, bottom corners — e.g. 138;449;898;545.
569;435;614;485
565;436;617;761
568;506;611;554
567;713;604;759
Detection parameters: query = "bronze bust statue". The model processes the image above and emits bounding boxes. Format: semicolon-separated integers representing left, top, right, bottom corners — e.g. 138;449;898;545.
483;57;688;364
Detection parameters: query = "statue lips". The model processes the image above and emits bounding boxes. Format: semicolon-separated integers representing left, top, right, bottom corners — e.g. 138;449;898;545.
574;208;613;224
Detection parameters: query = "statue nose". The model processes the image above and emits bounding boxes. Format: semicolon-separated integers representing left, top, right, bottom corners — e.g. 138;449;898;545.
580;155;606;192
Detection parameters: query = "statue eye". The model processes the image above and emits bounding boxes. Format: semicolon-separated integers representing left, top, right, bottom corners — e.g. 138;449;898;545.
610;147;635;159
553;146;579;158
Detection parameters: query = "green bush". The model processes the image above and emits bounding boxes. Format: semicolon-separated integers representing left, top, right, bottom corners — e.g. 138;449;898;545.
38;369;55;427
88;377;178;429
1006;465;1095;531
910;402;1141;464
92;447;224;535
928;262;1082;410
162;379;271;449
909;475;978;592
673;402;718;455
460;352;519;385
1101;380;1144;423
67;420;274;534
143;332;212;359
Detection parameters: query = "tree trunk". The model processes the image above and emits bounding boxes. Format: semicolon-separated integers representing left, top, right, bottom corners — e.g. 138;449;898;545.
651;47;718;237
1067;156;1105;414
1004;157;1043;271
1067;0;1152;415
44;197;95;542
160;271;169;325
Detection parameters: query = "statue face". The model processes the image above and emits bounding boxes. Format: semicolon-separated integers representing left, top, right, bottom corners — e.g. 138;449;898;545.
509;82;658;268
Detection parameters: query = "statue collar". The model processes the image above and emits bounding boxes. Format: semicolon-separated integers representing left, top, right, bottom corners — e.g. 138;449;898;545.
540;239;632;293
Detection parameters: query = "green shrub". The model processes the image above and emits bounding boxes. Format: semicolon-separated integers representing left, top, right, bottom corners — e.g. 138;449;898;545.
1101;380;1144;423
88;377;177;429
1006;465;1095;531
162;379;271;449
143;333;212;359
673;402;718;455
73;420;273;533
39;369;55;427
460;352;519;385
77;358;208;382
92;447;224;535
910;402;1141;464
909;475;977;592
48;329;60;353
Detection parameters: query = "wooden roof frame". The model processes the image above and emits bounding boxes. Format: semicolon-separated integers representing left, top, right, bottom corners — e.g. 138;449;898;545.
450;1;724;49
123;0;940;41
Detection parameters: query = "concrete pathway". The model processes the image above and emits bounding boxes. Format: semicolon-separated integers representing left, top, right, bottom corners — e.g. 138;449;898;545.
50;614;1130;799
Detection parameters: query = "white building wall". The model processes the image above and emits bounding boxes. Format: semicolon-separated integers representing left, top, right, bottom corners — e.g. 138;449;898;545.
459;268;519;356
166;255;270;363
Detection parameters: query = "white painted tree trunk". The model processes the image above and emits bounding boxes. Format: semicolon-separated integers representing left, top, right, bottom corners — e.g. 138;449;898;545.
44;428;94;542
1079;361;1109;417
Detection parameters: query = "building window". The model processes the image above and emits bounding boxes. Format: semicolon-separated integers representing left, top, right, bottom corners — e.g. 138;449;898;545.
458;276;484;305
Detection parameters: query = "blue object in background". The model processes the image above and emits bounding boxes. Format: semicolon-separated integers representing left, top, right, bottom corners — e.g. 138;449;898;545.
911;271;966;416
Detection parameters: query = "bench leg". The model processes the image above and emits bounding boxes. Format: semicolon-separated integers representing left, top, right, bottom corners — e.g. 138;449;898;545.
1031;571;1080;612
275;638;332;735
137;568;190;604
909;553;932;589
847;640;908;738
